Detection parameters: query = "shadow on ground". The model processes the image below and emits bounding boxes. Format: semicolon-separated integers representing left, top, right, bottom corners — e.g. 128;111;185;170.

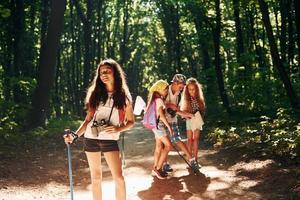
0;120;299;200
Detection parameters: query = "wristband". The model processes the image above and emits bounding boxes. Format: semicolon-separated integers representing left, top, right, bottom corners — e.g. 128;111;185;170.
71;131;79;142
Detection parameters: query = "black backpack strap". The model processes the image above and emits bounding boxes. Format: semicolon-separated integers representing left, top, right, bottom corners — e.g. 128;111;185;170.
107;103;114;124
177;91;182;106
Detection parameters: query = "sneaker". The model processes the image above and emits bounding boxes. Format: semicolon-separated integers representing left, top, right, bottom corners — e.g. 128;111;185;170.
151;169;168;179
190;160;200;173
197;162;202;169
163;163;173;173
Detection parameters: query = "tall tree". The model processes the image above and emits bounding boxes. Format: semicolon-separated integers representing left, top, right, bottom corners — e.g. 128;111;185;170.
213;0;231;113
30;0;66;128
12;0;25;77
120;0;130;66
258;0;299;108
233;0;245;61
293;0;300;71
72;0;93;91
157;0;182;74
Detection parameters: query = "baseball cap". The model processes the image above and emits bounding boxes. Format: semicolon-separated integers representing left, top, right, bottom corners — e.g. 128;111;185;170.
171;74;186;84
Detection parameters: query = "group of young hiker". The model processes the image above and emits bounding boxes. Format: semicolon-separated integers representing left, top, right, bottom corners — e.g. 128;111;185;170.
145;74;205;179
63;58;205;200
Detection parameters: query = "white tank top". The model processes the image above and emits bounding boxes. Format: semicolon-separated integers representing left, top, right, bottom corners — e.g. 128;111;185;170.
84;95;121;140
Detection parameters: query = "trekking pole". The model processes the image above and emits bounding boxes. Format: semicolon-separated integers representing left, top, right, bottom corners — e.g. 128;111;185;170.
64;129;75;200
170;142;193;169
121;133;125;169
67;143;74;200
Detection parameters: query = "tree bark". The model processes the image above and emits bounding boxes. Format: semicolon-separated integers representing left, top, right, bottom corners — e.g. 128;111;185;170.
30;0;66;128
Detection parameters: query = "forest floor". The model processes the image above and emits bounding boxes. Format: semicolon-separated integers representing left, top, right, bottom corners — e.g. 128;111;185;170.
0;120;299;200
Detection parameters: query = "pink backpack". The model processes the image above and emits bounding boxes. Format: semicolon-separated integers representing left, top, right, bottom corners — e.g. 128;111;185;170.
142;100;159;129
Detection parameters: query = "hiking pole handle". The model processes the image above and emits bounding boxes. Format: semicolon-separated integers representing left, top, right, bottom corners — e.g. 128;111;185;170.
64;129;78;144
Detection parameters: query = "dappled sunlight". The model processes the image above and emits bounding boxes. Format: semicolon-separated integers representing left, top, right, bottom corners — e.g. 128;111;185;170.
1;121;297;199
238;179;260;189
229;159;275;171
206;179;231;191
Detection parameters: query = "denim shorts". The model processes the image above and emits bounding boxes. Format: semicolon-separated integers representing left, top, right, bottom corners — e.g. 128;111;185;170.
152;122;168;138
169;122;182;143
83;138;119;152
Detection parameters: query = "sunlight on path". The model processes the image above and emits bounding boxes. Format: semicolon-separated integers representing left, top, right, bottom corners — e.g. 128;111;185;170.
0;123;285;200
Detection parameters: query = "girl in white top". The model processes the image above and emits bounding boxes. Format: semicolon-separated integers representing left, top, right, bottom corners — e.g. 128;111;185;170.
181;78;205;164
64;59;134;200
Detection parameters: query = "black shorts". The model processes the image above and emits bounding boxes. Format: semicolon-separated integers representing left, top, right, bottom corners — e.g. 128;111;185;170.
83;138;119;152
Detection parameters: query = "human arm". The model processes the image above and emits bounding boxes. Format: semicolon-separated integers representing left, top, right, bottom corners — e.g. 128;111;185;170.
166;102;193;119
176;110;193;119
104;102;135;133
63;110;94;144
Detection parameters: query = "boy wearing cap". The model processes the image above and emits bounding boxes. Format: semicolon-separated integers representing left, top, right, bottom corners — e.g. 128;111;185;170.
162;74;200;173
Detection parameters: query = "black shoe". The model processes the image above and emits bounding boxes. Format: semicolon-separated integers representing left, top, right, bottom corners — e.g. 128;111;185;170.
152;168;168;179
163;163;173;172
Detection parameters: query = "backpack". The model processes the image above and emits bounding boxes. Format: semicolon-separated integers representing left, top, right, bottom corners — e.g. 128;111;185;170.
142;100;159;129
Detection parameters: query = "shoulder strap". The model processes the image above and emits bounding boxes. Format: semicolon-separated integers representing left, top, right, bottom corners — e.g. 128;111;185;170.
107;102;114;124
177;91;182;106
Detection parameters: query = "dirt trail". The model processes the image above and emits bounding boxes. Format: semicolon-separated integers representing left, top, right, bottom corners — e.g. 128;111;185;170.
0;121;298;200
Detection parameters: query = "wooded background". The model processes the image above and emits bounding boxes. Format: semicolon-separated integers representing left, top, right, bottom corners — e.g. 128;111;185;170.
0;0;299;139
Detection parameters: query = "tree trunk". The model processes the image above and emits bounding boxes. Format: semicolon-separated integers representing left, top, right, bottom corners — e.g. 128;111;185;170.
286;0;294;68
213;0;231;113
233;0;244;60
72;0;93;91
158;0;182;74
120;0;129;67
54;48;62;118
12;0;25;77
258;0;299;108
30;0;66;128
293;0;300;72
279;0;288;70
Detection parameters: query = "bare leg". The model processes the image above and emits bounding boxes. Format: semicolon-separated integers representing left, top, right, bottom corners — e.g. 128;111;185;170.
186;130;193;157
193;130;200;160
153;138;163;169
104;151;126;200
85;152;102;200
156;136;172;170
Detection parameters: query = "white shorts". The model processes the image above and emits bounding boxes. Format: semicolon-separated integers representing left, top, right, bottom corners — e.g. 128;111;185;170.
186;112;204;131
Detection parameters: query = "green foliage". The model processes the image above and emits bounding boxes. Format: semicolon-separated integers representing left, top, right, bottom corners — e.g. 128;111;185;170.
0;5;10;18
205;108;300;164
0;77;36;132
0;117;81;147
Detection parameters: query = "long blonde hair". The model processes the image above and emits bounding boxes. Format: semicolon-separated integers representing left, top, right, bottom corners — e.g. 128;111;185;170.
181;78;205;113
